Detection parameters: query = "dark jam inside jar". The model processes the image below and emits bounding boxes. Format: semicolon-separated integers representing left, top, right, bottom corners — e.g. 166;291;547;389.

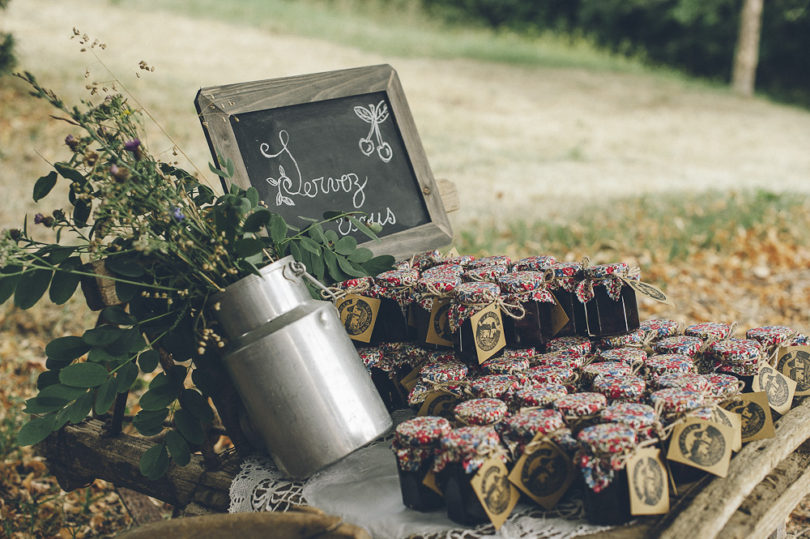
369;367;406;412
454;318;503;367
503;300;555;348
581;468;632;525
584;286;640;338
438;463;489;526
397;461;444;512
377;297;413;343
552;289;588;337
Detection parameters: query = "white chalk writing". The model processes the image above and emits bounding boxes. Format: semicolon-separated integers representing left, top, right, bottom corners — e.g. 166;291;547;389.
337;208;396;236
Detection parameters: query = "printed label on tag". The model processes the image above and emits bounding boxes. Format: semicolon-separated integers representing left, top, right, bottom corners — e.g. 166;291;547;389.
753;364;797;415
417;390;460;419
667;418;733;477
426;299;454;347
398;367;420;393
470;304;506;364
507;439;574;510
621;278;672;306
548;295;570;338
627;448;670;515
776;346;810;397
722;392;775;443
336;294;381;343
471;457;520;530
711;407;742;452
422;469;442;496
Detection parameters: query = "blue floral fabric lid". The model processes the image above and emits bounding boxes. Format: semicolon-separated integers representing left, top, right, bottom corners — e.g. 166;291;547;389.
513;255;557;272
454;398;508;426
640;319;681;341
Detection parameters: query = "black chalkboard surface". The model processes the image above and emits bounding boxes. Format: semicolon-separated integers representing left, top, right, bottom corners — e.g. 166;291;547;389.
195;65;452;259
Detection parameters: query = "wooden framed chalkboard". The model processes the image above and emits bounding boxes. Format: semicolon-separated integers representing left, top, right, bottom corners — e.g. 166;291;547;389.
195;64;453;259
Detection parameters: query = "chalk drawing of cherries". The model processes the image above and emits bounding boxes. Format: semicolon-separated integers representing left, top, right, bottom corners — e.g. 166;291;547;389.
354;101;393;163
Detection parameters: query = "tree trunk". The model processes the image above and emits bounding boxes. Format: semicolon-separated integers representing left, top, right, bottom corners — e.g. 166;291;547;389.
732;0;764;96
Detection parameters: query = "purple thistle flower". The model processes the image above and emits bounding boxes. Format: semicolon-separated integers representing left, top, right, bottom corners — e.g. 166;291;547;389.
172;207;185;222
123;138;141;152
64;134;79;150
34;213;45;224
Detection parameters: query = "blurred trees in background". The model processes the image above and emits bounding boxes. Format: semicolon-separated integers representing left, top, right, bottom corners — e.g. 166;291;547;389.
0;0;15;76
421;0;810;107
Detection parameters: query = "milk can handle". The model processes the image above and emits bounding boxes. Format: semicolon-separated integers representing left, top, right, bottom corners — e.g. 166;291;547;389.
285;260;345;301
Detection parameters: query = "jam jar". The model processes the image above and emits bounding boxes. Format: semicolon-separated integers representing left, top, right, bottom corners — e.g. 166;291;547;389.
467;255;512;270
598;347;647;369
496;408;566;461
529;349;587;369
600;402;658;442
412;272;461;347
640;319;681;343
454;398;509;427
575;262;640;338
512;255;557;273
372;268;420;342
469;374;525;403
746;325;800;356
580;362;633;391
526;365;578;393
448;282;508;366
554;392;607;434
481;355;530;376
592;373;646;403
497;271;558;348
463;264;510;284
599;328;645;350
549;262;587;337
643;354;696;386
407;359;469;413
392;416;452;511
577;423;637;525
433;426;507;526
514;384;568;410
358;346;406;412
707;338;764;392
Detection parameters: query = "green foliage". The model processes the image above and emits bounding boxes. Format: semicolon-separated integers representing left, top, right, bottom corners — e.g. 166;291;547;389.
0;0;14;77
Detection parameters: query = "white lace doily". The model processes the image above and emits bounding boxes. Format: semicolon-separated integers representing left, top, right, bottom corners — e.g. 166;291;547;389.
229;420;614;538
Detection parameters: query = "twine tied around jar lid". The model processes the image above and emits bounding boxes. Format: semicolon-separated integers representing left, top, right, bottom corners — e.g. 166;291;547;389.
448;282;526;333
575;258;640;304
321;276;373;301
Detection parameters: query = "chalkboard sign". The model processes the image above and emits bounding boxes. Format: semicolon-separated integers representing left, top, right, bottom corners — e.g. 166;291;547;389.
195;65;453;259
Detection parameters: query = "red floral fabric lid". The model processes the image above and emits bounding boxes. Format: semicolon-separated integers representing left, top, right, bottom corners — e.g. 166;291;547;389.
433;425;505;475
392;415;452;471
746;326;797;349
644;354;695;379
582;362;632;384
577;423;636;455
410;249;444;271
601;402;657;431
496;271;554;304
705;373;744;399
499;408;565;445
546;335;593;356
469;374;524;400
708;338;763;377
576;262;637;303
454;398;509;426
448;281;502;332
655;372;711;393
358;347;391;372
337;276;377;296
514;385;568;408
407;381;465;407
592;374;646;402
599;329;645;349
463;264;509;283
599;347;647;366
513;255;557;272
482;355;530;375
685;322;733;342
526;365;577;386
419;359;469;384
653;335;703;357
423;263;465;278
443;255;477;267
503;347;538;359
640;319;681;341
415;273;462;311
554;392;607;417
469;255;512;269
374;268;419;288
789;334;810;346
551;262;583;293
530;350;586;369
649;388;705;415
380;341;427;368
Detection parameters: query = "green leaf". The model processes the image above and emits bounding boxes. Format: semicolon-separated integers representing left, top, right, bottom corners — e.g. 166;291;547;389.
87;347;125;365
17;415;57;446
24;396;69;414
0;273;21;305
101;305;136;326
53;407;72;431
116;360;139;393
36;370;60;390
49;264;81;305
348;216;379;240
308;223;327;244
54;162;85;184
14;269;52;309
299;236;321;255
165;430;191;466
139;387;177;412
139;442;170;480
38;383;87;402
336;254;366;277
46;336;90;362
106;328;146;355
361;255;395;276
191;369;220;398
83;325;125;347
322;249;345;283
246;187;259;208
73;201;91;228
208;162;229;179
47;247;77;265
138;350;160;373
105;256;144;278
33;171;58;202
324;230;339;243
59;362;109;388
348;248;374;264
243;208;272;232
269;214;287;244
174;408;204;445
133;408;169;436
234;237;265;258
334;236;357;255
224;157;235;178
66;392;93;424
94;378;118;414
115;280;140;303
288;241;302;263
310;251;325;282
179;389;214;424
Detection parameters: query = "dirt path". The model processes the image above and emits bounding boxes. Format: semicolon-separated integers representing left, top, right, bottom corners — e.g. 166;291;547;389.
3;0;810;226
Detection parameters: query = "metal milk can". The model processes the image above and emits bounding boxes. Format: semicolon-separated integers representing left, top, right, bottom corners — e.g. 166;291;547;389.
213;256;392;479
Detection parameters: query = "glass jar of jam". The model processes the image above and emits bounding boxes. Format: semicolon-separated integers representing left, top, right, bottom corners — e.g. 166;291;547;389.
549;262;587;337
643;354;696;386
575;262;640;338
392;416;452;511
497;271;558;348
554;392;607;434
513;385;568;410
358;346;406;412
600;402;658;442
598;328;645;350
640;319;681;343
529;349;587;370
654;372;711;394
481;355;530;376
546;335;593;356
580;362;633;391
526;365;578;393
407;358;469;413
592;373;646;403
463;264;510;284
469;374;525;404
512;255;557;273
746;325;799;356
448;282;508;366
705;373;745;402
372;268;420;342
468;255;512;270
454;398;509;427
496;408;566;460
433;426;507;526
649;388;705;425
577;423;637;525
707;338;764;392
598;347;647;369
412;272;461;347
653;335;703;357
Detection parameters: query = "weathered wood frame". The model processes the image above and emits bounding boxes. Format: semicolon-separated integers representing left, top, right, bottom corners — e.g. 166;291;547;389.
195;64;453;260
